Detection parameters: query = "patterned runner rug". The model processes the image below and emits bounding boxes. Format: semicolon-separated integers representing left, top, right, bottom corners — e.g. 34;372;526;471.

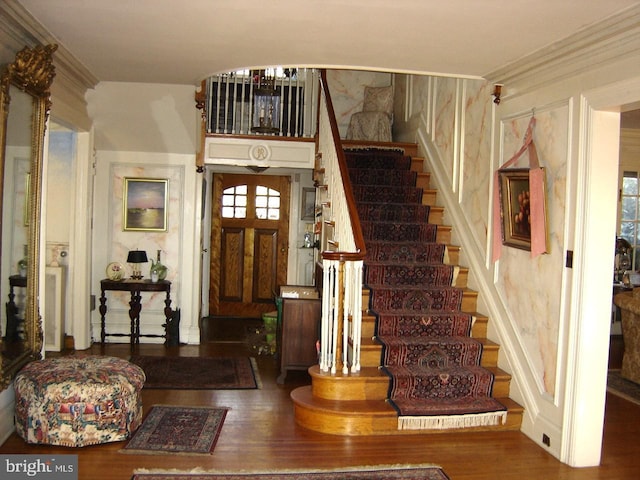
347;149;506;430
122;405;228;455
131;464;449;479
130;356;260;389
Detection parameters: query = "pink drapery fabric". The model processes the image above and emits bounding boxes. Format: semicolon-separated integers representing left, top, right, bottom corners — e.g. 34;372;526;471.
492;117;547;262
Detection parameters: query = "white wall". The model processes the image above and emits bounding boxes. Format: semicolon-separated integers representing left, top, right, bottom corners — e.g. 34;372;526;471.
86;82;198;154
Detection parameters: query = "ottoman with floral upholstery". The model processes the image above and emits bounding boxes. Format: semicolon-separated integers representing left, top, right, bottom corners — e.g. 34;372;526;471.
14;356;145;447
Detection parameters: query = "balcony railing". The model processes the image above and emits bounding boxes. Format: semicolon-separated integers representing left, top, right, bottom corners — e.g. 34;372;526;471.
204;68;319;138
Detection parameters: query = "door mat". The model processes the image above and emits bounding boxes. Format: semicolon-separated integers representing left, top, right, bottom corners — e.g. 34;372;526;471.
130;356;261;389
131;464;449;479
122;405;228;455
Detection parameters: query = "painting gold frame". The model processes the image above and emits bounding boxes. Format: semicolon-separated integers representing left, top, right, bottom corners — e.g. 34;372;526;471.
498;168;547;251
123;177;168;232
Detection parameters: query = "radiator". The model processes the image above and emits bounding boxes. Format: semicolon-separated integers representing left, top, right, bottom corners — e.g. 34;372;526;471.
45;266;66;351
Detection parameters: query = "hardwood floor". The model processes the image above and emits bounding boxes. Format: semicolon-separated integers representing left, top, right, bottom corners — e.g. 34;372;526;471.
1;325;639;479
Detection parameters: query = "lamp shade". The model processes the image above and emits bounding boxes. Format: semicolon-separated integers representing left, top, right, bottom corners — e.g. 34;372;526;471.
127;250;148;264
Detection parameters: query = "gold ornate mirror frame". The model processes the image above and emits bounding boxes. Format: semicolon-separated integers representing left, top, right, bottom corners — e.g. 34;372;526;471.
0;44;57;390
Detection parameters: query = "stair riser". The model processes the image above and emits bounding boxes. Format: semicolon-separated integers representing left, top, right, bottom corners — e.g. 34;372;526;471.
416;173;431;190
361;347;383;367
454;269;468;288
411;158;424;172
361;343;498;368
472;317;487;338
446;247;460;265
312;375;388;401
481;347;498;367
462;292;477;312
367;289;476;313
436;227;450;244
361;314;486;338
362;318;376;338
293;398;523;436
429;207;443;225
423;190;437;206
311;371;511;401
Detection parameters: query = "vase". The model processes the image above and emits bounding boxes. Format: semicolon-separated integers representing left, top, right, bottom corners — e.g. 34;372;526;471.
150;250;168;281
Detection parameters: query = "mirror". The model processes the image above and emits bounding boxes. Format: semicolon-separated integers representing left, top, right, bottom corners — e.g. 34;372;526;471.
0;44;57;390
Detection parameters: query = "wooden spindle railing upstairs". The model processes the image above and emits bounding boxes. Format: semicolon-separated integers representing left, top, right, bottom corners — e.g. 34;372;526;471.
315;70;366;375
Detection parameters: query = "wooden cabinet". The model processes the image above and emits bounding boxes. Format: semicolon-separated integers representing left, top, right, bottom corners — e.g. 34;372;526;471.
276;295;321;384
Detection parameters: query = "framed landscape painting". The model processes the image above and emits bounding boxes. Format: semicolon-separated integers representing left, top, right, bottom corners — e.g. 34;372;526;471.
123;177;168;232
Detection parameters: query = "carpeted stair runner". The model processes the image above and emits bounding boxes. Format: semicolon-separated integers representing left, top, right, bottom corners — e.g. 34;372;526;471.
347;148;507;430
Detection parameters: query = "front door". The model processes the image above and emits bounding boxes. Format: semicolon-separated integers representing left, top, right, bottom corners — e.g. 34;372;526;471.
209;173;290;317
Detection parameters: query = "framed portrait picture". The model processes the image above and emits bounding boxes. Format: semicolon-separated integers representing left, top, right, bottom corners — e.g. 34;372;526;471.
498;168;546;251
123;177;168;232
301;187;316;221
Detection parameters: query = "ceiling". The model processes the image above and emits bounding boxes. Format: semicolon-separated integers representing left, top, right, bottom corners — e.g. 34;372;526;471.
15;0;640;86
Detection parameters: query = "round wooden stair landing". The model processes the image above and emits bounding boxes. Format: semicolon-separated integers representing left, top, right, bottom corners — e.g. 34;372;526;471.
291;384;523;436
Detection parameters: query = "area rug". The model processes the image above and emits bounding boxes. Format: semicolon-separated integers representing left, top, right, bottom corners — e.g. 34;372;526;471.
131;464;449;479
129;356;260;389
607;369;640;406
347;149;507;429
122;405;228;455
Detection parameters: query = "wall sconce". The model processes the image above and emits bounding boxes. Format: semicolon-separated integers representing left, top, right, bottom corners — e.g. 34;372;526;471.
493;84;503;105
127;250;148;280
251;70;281;134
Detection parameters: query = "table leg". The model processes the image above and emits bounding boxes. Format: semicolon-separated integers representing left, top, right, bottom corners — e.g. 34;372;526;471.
163;290;172;339
128;291;142;349
99;289;107;344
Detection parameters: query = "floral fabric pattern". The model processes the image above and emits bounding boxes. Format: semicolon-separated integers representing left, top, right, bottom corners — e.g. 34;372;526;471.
14;355;145;447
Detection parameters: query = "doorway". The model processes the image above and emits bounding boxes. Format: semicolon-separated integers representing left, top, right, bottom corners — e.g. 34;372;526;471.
208;173;290;318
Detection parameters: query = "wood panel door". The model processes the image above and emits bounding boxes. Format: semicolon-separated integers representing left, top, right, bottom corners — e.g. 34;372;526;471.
209;173;290;317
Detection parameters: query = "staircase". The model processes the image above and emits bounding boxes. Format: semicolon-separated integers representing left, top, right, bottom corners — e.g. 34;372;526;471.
290;142;523;435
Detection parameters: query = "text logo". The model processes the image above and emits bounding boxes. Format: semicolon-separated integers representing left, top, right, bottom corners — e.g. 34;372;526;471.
1;455;78;479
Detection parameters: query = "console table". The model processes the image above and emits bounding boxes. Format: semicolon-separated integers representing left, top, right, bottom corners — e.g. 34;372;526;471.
99;279;172;349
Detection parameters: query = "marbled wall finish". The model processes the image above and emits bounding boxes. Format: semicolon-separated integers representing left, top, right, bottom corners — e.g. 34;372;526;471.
107;163;184;314
326;70;393;138
461;81;493;250
495;107;569;395
433;77;458;183
396;75;568;397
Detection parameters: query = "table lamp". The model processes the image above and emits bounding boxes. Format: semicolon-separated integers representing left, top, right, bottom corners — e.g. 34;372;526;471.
127;250;148;280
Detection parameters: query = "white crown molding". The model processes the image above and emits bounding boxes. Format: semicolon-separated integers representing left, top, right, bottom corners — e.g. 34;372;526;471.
484;4;640;95
0;0;97;90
